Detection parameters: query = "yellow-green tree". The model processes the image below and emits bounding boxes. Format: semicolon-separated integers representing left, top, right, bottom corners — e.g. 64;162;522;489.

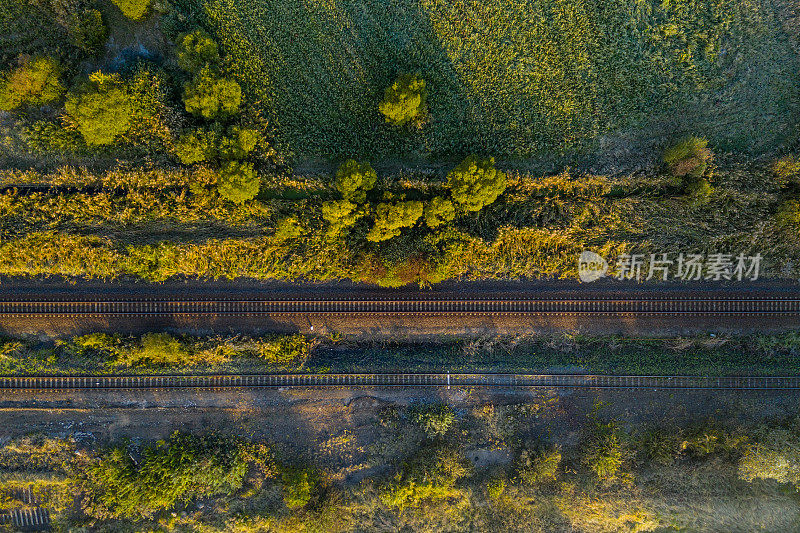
0;56;63;111
379;73;426;126
335;159;377;203
177;29;220;73
423;197;456;228
217;161;259;203
65;72;134;146
367;201;423;242
111;0;151;20
446;156;506;212
183;65;241;119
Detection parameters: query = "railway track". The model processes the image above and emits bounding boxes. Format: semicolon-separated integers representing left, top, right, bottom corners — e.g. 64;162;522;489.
2;373;800;390
2;296;800;316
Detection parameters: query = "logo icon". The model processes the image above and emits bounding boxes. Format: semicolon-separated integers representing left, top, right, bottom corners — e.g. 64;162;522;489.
578;251;608;283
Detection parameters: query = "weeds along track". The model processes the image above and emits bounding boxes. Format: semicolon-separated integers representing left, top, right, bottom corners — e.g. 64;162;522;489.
2;296;800;317
2;374;800;390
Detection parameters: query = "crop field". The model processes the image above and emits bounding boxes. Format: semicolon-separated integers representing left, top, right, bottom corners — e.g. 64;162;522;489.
199;0;800;159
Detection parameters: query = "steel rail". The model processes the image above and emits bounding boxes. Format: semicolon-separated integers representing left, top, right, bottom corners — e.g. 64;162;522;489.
1;297;800;316
1;373;800;390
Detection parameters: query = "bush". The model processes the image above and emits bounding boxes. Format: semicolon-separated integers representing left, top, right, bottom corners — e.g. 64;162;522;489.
773;155;800;188
273;216;305;242
663;136;712;179
423;197;456;228
380;447;470;511
115;333;190;367
584;423;626;483
81;432;261;519
183;65;242;119
219;126;260;160
367;201;423;242
282;467;319;510
486;477;506;501
65;73;135;146
409;403;456;438
379;73;426;126
0;56;63;111
69;10;108;55
256;334;310;366
111;0;151;20
322;199;363;232
174;129;217;164
516;447;561;485
217;161;259;203
177;29;220;72
335;159;377;203
739;427;800;489
446;156;507;212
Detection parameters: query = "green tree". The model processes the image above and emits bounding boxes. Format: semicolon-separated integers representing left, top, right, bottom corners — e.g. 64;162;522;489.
663;136;712;179
446;156;507;212
219;126;260;160
423;197;456;228
173;129;217;164
183;65;241;119
0;56;63;111
111;0;151;20
322;199;363;233
69;10;108;55
177;29;220;72
335;159;377;203
217;161;259;203
65;72;134;146
379;73;426;126
367;201;423;242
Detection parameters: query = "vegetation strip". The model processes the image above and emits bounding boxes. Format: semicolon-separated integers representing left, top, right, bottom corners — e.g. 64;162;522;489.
3;373;800;390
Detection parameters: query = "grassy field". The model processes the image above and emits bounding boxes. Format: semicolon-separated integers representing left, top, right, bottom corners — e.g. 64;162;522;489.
197;0;800;159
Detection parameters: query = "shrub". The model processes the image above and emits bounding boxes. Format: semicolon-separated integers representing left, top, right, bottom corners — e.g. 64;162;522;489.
115;333;190;367
516;447;561;485
335;159;377;203
663;136;712;178
380;447;470;511
256;334;310;366
24;120;84;153
69;10;108;55
739;427;800;489
81;432;259;519
423;197;456;228
65;73;135;146
773;155;800;188
183;65;242;119
379;73;426;126
217;161;259;203
486;477;506;501
111;0;151;20
322;199;363;232
219;126;260;160
584;423;626;483
174;129;217;164
446;156;507;212
409;403;456;438
367;201;423;242
0;56;63;111
273;216;305;242
686;177;713;201
637;428;682;465
282;467;319;510
177;29;219;72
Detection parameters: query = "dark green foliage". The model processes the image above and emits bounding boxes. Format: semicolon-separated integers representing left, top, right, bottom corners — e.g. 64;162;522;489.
446;156;507;212
111;0;151;20
409;403;456;438
65;73;135;146
219;126;260;160
335;159;377;203
177;29;220;72
378;73;426;126
217;161;259;203
423;197;456;228
23;119;84;153
0;56;63;111
367;201;423;242
69;9;108;55
174;129;218;164
81;432;265;519
183;65;242;119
